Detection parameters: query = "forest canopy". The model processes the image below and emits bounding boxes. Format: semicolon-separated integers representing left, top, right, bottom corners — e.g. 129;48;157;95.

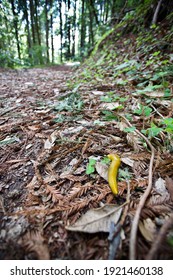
0;0;173;67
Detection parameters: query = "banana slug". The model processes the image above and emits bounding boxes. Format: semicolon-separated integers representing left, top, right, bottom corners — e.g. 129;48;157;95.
107;154;121;195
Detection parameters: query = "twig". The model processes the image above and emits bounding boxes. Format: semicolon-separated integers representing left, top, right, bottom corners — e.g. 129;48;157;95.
119;115;155;259
146;213;173;260
150;104;164;118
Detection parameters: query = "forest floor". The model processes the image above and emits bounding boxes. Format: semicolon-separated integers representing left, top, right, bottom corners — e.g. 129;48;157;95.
0;64;173;260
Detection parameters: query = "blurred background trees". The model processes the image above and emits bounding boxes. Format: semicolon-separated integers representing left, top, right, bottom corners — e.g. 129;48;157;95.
0;0;172;67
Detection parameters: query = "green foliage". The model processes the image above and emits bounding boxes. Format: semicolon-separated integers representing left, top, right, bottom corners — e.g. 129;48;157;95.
134;104;152;117
54;93;83;112
101;111;118;121
0;50;20;68
123;126;136;133
86;158;97;175
101;156;110;164
119;168;132;180
142;123;162;139
161;118;173;134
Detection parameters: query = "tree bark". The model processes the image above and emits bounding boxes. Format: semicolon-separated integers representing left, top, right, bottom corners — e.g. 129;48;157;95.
80;0;86;56
50;0;54;63
59;0;63;62
45;0;50;63
29;0;36;45
152;0;163;24
10;0;21;59
23;0;32;59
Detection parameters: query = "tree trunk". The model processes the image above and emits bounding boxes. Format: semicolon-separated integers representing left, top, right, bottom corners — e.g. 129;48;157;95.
10;0;21;59
59;0;63;62
67;0;71;60
88;4;94;48
80;0;86;56
35;0;41;46
45;0;50;63
89;0;99;25
71;0;77;58
30;0;36;45
152;0;163;24
23;1;32;59
50;0;54;63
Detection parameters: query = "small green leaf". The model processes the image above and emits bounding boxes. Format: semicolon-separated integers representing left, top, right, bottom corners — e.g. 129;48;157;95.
123;126;136;133
119;168;132;180
101;157;110;164
100;96;112;102
86;158;97;175
145;124;163;138
164;89;171;98
153;51;160;57
119;97;128;102
144;106;152;117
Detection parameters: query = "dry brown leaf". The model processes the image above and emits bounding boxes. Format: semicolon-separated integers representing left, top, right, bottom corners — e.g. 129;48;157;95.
139;218;156;242
66;204;122;233
28;125;41;131
121;157;134;167
92;90;105;95
95;161;108;181
44;130;58;149
155;177;169;195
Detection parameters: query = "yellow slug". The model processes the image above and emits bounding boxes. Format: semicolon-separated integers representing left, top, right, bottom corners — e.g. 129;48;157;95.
107;154;121;195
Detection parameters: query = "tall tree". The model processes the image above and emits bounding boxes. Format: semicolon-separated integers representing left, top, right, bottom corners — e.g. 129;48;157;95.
45;0;50;63
50;0;54;63
80;0;86;56
71;0;77;58
10;0;21;59
58;0;63;62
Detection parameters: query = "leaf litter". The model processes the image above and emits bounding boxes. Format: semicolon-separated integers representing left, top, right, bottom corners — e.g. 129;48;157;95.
0;59;173;260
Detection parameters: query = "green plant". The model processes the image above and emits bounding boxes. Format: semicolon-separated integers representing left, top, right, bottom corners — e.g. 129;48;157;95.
161;118;173;134
86;158;97;175
54;93;83;112
141;123;163;139
134;104;152;117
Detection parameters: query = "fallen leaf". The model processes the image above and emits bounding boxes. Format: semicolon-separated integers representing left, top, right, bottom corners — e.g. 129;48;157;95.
100;102;120;110
28;125;41;131
95;161;108;181
66;204;122;233
155;177;168;195
121;157;134;167
92;90;105;96
44;130;58;149
139;218;156;242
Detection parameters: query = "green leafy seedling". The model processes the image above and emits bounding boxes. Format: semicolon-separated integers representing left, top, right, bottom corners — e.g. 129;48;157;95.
134;104;152;117
142;123;163;139
161;118;173;133
86;158;97;175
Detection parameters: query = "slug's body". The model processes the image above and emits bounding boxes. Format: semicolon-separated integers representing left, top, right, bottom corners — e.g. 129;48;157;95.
108;154;121;195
